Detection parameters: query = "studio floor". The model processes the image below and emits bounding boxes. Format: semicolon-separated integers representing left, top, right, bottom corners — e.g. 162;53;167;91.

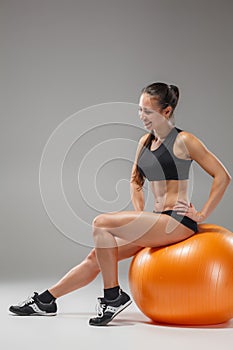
2;278;233;350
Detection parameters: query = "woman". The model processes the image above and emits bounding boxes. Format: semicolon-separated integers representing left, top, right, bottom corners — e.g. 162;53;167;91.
9;82;231;326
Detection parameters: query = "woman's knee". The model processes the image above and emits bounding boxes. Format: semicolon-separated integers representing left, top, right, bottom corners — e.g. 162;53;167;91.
92;214;107;228
92;215;111;242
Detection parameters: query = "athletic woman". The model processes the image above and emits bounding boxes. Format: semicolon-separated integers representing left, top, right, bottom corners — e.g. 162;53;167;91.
9;82;231;326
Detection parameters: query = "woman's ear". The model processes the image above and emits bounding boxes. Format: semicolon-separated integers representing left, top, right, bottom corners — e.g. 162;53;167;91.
164;105;173;119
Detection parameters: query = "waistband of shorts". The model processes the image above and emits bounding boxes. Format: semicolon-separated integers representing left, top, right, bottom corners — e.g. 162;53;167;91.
153;209;198;232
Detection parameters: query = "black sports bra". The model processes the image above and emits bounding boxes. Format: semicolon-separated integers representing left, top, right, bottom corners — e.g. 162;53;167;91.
137;127;192;181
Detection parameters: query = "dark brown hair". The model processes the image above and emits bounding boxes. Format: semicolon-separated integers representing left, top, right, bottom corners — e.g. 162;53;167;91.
132;82;180;190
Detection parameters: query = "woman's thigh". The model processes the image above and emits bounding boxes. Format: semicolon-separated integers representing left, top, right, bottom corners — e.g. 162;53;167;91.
93;211;195;247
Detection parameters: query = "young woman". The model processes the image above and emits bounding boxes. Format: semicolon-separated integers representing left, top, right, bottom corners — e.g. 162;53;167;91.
9;82;231;326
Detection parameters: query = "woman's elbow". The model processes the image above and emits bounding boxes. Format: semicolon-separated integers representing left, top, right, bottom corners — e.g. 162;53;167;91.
224;169;232;184
213;167;231;189
226;174;232;184
218;171;232;185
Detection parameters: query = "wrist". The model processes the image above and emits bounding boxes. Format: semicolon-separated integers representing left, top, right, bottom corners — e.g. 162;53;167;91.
196;211;206;223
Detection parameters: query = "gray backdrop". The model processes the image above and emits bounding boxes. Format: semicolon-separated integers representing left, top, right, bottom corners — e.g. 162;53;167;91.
1;0;233;281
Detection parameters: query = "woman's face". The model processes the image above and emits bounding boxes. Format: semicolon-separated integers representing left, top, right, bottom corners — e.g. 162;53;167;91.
138;93;172;130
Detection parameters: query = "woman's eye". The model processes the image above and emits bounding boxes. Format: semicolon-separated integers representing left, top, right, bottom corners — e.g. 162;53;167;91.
138;108;151;115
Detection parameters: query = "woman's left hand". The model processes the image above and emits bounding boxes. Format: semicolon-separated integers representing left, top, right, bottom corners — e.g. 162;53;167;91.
173;200;205;223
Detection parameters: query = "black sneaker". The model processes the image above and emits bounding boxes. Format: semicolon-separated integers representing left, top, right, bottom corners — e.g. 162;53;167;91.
9;292;57;316
89;289;132;326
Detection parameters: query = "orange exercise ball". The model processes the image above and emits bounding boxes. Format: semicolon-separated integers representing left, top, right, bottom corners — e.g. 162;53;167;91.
129;224;233;325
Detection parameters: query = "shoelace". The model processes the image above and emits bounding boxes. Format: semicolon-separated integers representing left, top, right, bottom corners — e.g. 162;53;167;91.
96;298;106;317
18;293;36;307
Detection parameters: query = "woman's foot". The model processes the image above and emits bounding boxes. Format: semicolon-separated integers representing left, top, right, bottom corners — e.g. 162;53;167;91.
9;292;57;316
89;289;132;326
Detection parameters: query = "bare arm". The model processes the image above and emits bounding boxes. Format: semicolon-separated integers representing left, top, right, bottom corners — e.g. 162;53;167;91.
179;132;232;222
130;134;149;211
130;181;144;211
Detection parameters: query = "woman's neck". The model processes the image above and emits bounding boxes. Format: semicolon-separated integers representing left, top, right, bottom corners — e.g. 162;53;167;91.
153;124;175;142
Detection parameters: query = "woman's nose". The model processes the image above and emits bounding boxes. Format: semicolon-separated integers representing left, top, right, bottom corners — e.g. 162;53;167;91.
138;110;146;120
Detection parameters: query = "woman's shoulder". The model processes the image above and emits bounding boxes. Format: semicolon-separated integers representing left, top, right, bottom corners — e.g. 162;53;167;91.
139;133;151;143
174;128;205;159
176;128;198;143
175;128;210;161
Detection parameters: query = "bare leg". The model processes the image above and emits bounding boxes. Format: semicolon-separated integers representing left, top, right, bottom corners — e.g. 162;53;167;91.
92;211;195;290
48;251;100;298
48;239;142;298
93;227;119;289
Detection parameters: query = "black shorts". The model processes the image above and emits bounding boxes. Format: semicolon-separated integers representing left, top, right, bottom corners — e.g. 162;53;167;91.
153;210;199;233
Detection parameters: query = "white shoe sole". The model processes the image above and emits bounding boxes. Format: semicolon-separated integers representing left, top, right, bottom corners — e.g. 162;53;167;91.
111;299;132;320
9;310;57;316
